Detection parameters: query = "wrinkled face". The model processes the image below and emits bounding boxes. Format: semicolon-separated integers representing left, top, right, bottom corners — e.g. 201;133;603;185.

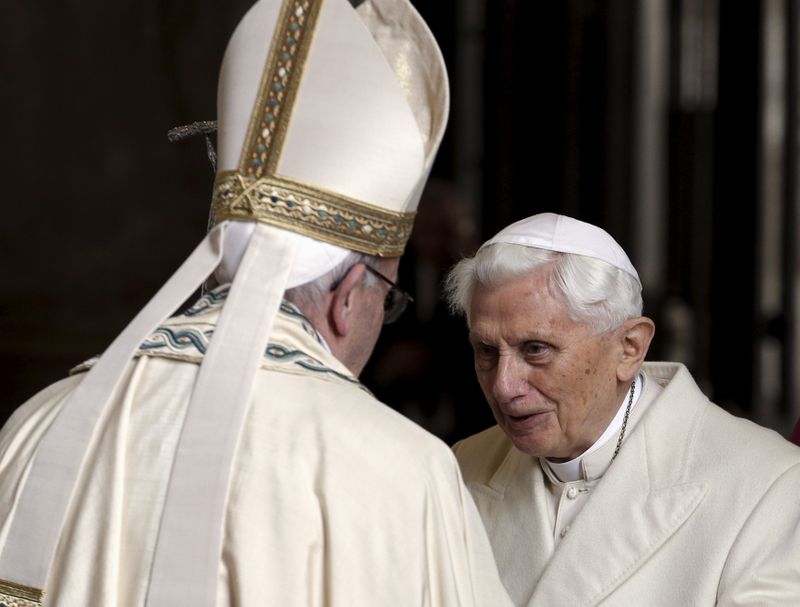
468;268;624;461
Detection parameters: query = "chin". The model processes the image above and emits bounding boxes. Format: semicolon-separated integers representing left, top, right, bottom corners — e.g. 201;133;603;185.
509;435;551;458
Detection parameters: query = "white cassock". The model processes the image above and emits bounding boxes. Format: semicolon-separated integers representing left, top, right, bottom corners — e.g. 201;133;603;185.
0;285;511;607
454;362;800;606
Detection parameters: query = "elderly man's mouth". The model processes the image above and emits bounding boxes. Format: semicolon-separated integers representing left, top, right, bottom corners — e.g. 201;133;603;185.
507;411;549;428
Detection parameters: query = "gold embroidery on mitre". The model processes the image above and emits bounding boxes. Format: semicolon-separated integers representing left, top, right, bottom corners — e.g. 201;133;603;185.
0;579;43;607
222;0;416;255
240;0;323;177
212;172;415;256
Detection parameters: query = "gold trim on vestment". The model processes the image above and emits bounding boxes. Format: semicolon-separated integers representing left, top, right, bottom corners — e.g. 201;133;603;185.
212;172;415;256
0;579;43;606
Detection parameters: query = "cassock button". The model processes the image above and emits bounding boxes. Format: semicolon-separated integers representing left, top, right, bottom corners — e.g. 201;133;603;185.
560;525;570;538
566;487;578;499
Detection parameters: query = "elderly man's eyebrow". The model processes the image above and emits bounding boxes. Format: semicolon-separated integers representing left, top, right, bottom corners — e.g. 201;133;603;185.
468;330;555;347
468;332;489;344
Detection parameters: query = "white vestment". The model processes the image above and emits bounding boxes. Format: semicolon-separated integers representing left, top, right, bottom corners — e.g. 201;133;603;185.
0;287;510;606
454;362;800;606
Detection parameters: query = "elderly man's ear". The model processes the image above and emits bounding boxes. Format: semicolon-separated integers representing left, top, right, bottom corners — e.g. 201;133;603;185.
329;264;368;337
615;317;656;383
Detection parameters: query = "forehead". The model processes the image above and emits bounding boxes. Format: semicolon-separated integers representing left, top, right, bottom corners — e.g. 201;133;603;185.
468;269;585;341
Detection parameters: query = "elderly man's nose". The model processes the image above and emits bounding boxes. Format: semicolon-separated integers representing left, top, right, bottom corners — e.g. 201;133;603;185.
492;356;526;402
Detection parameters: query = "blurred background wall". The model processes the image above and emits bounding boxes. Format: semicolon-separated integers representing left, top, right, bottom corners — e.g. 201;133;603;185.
2;0;798;444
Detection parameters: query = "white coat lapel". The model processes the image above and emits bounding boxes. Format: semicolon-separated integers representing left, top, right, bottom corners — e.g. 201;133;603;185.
469;447;556;605
527;421;707;606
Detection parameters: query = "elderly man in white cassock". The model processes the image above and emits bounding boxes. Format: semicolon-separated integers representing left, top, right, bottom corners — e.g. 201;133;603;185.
0;1;512;605
448;213;800;606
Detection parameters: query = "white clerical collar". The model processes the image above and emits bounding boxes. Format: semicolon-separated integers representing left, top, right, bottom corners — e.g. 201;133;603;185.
545;373;644;483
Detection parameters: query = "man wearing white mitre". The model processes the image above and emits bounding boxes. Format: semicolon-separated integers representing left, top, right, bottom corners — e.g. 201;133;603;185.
0;1;512;605
447;212;800;606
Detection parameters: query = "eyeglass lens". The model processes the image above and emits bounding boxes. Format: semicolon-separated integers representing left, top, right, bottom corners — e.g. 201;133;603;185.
382;287;409;324
363;266;412;325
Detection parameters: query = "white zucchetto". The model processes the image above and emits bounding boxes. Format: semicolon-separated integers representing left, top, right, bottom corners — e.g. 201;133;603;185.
482;212;641;285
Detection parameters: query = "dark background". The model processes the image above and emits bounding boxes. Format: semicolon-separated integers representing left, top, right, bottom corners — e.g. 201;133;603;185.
3;0;799;444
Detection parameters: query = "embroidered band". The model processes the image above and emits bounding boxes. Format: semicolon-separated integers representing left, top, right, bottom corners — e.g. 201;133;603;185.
212;172;415;256
241;0;322;177
0;580;43;607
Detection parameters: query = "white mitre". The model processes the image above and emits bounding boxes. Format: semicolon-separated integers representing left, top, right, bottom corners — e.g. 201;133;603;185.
215;0;448;285
0;2;449;606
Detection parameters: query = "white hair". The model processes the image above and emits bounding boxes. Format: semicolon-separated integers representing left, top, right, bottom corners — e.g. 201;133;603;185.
444;243;643;334
285;250;381;313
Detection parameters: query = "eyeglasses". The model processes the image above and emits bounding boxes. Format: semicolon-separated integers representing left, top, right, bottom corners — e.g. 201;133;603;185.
363;265;414;324
331;264;414;325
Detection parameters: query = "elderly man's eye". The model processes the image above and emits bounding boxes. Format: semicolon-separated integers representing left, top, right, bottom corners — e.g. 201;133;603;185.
523;342;549;357
473;343;498;371
474;343;497;358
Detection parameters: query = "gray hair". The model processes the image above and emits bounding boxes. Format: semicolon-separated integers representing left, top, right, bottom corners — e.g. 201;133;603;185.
285;251;381;313
444;243;643;334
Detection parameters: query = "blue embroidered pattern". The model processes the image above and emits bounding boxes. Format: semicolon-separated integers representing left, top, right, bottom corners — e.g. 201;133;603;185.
131;285;355;384
141;327;214;354
71;284;358;385
278;301;323;344
265;344;358;384
184;286;231;316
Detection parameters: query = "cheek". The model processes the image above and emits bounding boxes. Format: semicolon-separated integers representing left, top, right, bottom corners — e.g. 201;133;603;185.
474;369;507;420
474;368;494;399
555;345;606;388
534;364;595;424
564;365;616;422
521;366;561;401
486;399;507;428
